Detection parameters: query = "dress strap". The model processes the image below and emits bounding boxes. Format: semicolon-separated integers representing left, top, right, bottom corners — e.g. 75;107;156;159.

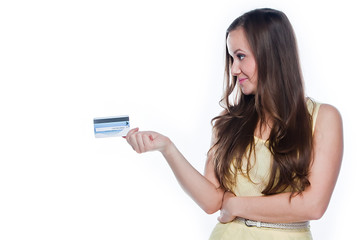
306;98;321;133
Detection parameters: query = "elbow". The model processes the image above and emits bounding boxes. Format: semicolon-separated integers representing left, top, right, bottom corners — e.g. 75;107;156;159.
309;206;326;220
204;207;219;215
203;202;221;214
307;200;328;220
202;200;222;215
200;190;224;214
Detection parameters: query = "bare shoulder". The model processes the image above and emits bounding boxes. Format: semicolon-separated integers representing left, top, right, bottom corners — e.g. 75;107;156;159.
318;104;341;118
316;104;343;131
314;103;343;155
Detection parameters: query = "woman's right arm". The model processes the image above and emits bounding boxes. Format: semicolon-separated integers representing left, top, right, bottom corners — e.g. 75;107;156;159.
125;128;224;214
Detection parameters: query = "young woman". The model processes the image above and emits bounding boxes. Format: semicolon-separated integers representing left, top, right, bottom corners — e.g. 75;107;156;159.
124;8;343;239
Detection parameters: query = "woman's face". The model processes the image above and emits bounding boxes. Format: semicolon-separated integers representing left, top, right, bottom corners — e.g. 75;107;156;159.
227;27;258;95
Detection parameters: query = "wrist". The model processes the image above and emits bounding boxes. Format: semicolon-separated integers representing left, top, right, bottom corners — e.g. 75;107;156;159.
229;196;238;218
225;194;240;219
160;138;176;157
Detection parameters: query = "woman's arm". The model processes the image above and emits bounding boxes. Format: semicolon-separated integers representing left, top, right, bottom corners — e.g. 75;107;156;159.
218;104;343;223
125;128;224;214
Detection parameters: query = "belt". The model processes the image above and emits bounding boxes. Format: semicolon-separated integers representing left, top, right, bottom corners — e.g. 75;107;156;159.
236;217;310;230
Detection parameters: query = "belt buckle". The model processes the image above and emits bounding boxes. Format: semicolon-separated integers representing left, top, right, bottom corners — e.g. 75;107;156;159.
244;219;261;228
244;219;254;227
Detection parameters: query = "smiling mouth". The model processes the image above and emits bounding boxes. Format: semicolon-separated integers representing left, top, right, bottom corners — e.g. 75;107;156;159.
238;78;247;83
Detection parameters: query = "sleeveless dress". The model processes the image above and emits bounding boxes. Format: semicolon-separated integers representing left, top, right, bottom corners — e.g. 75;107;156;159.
209;99;321;240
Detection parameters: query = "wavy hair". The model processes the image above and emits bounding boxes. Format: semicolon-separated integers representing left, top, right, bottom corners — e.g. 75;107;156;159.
210;8;313;197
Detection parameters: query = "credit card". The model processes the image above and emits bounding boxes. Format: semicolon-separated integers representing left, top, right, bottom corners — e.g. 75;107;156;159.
93;115;130;138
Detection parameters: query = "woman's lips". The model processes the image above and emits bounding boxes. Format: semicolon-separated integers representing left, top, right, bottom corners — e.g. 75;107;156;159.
238;78;247;84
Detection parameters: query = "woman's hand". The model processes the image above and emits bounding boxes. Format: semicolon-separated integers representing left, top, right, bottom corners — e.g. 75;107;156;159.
217;191;237;223
124;128;172;154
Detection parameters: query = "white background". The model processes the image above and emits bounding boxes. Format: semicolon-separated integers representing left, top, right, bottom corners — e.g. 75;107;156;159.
0;0;359;239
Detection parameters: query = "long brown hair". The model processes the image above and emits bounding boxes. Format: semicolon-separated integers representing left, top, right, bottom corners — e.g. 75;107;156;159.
211;8;313;197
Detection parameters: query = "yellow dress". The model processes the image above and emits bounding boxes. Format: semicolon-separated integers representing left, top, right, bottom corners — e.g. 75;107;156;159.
209;99;321;240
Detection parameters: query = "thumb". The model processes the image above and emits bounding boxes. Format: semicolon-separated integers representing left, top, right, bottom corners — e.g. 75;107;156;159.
217;212;223;222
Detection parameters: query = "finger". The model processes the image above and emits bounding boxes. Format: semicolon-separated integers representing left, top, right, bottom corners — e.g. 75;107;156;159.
127;131;141;153
126;127;139;139
217;214;223;223
127;137;138;152
125;128;139;146
136;132;146;153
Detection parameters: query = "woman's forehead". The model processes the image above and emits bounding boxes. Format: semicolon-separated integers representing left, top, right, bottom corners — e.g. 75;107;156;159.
227;28;251;54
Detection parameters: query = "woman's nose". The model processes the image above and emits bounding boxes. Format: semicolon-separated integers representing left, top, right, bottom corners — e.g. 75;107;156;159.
231;62;241;76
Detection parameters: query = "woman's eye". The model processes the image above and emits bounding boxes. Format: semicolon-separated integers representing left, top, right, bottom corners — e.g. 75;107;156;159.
237;54;245;60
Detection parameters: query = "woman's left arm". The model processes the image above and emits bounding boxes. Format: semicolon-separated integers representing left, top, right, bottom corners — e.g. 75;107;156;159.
218;104;343;223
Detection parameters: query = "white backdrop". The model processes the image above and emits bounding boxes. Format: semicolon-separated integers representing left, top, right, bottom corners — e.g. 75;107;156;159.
0;0;359;239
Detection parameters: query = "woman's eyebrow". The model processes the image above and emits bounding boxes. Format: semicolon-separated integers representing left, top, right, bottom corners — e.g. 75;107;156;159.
228;48;246;57
234;48;246;54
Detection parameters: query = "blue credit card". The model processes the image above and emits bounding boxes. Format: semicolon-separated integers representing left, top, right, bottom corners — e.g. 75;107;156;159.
93;115;130;138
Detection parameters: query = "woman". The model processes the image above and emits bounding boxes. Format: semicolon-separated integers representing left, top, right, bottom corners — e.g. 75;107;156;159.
124;8;343;239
